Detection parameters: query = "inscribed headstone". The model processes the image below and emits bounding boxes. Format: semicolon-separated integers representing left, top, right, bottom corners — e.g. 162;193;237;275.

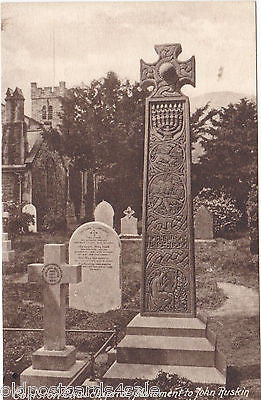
194;205;214;240
121;207;138;236
22;203;37;232
94;201;114;227
69;221;121;313
140;44;196;316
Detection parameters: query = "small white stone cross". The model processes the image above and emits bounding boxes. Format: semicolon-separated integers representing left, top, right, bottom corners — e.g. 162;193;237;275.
123;206;135;219
28;244;81;351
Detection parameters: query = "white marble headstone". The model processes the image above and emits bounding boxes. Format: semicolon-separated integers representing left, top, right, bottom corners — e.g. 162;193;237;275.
94;201;114;227
120;207;138;236
69;221;121;313
22;203;37;232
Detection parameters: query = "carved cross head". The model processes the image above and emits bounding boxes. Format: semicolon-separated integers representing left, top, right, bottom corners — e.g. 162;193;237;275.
123;206;135;219
28;244;82;286
140;44;195;97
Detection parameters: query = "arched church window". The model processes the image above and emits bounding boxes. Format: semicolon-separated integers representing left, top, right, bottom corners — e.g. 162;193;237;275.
42;105;47;120
48;105;53;120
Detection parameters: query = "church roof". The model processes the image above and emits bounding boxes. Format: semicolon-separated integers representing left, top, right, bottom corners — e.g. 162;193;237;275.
25;136;43;164
24;115;43;130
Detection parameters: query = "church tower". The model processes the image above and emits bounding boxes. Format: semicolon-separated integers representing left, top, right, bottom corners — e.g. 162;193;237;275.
2;87;28;204
2;87;27;165
31;81;67;128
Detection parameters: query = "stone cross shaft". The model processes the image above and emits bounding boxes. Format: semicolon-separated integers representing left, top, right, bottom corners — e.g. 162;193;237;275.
28;244;81;351
140;44;196;317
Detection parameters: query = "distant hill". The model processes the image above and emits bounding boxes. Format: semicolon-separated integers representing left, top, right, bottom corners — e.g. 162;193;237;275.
190;91;255;113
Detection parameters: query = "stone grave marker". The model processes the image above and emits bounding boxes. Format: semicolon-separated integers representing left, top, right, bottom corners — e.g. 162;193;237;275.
120;206;141;265
140;43;196;316
104;43;227;385
194;205;214;240
2;212;15;263
120;206;139;236
20;244;83;386
22;203;37;232
69;221;121;313
94;200;114;227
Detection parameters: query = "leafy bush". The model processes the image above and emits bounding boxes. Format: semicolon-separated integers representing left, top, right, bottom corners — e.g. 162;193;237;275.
3;201;34;238
42;211;67;233
193;188;243;235
246;184;258;254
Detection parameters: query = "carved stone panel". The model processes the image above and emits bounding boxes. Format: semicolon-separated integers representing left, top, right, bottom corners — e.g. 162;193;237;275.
141;96;196;316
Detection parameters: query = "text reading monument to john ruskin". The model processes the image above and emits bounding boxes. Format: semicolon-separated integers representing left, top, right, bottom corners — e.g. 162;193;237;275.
140;44;196;317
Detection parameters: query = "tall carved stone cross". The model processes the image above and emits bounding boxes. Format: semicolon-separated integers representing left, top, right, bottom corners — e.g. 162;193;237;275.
28;244;81;350
140;43;196;317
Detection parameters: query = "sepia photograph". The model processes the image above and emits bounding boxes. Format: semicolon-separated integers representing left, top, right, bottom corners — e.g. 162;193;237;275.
1;1;259;398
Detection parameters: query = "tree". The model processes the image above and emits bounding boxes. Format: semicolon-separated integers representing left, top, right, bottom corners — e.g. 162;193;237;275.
195;99;257;214
190;104;219;196
42;72;217;225
42;72;147;222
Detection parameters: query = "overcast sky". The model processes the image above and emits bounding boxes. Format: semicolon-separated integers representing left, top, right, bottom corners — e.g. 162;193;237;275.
1;1;257;116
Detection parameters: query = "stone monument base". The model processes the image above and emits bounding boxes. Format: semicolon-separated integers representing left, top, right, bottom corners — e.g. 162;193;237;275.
32;345;76;371
103;314;226;384
119;234;141;239
120;236;142;265
20;344;85;387
20;360;85;387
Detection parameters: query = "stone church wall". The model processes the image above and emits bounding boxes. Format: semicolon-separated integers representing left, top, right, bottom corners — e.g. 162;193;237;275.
2;171;19;202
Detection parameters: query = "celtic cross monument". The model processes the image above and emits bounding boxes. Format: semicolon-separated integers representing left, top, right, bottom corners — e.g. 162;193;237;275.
104;44;227;384
140;43;196;317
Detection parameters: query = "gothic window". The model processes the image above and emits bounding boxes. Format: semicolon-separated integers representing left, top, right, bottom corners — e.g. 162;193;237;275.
48;105;53;120
42;105;47;120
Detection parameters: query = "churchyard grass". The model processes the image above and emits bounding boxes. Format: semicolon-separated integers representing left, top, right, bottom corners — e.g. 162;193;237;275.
2;231;259;395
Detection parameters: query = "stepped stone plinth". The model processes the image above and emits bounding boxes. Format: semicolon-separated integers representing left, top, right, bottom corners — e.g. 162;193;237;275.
127;315;206;337
104;363;225;385
104;314;226;384
2;232;15;262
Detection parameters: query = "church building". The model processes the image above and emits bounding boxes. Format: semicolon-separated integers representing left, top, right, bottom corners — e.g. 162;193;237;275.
2;83;69;229
2;81;102;229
